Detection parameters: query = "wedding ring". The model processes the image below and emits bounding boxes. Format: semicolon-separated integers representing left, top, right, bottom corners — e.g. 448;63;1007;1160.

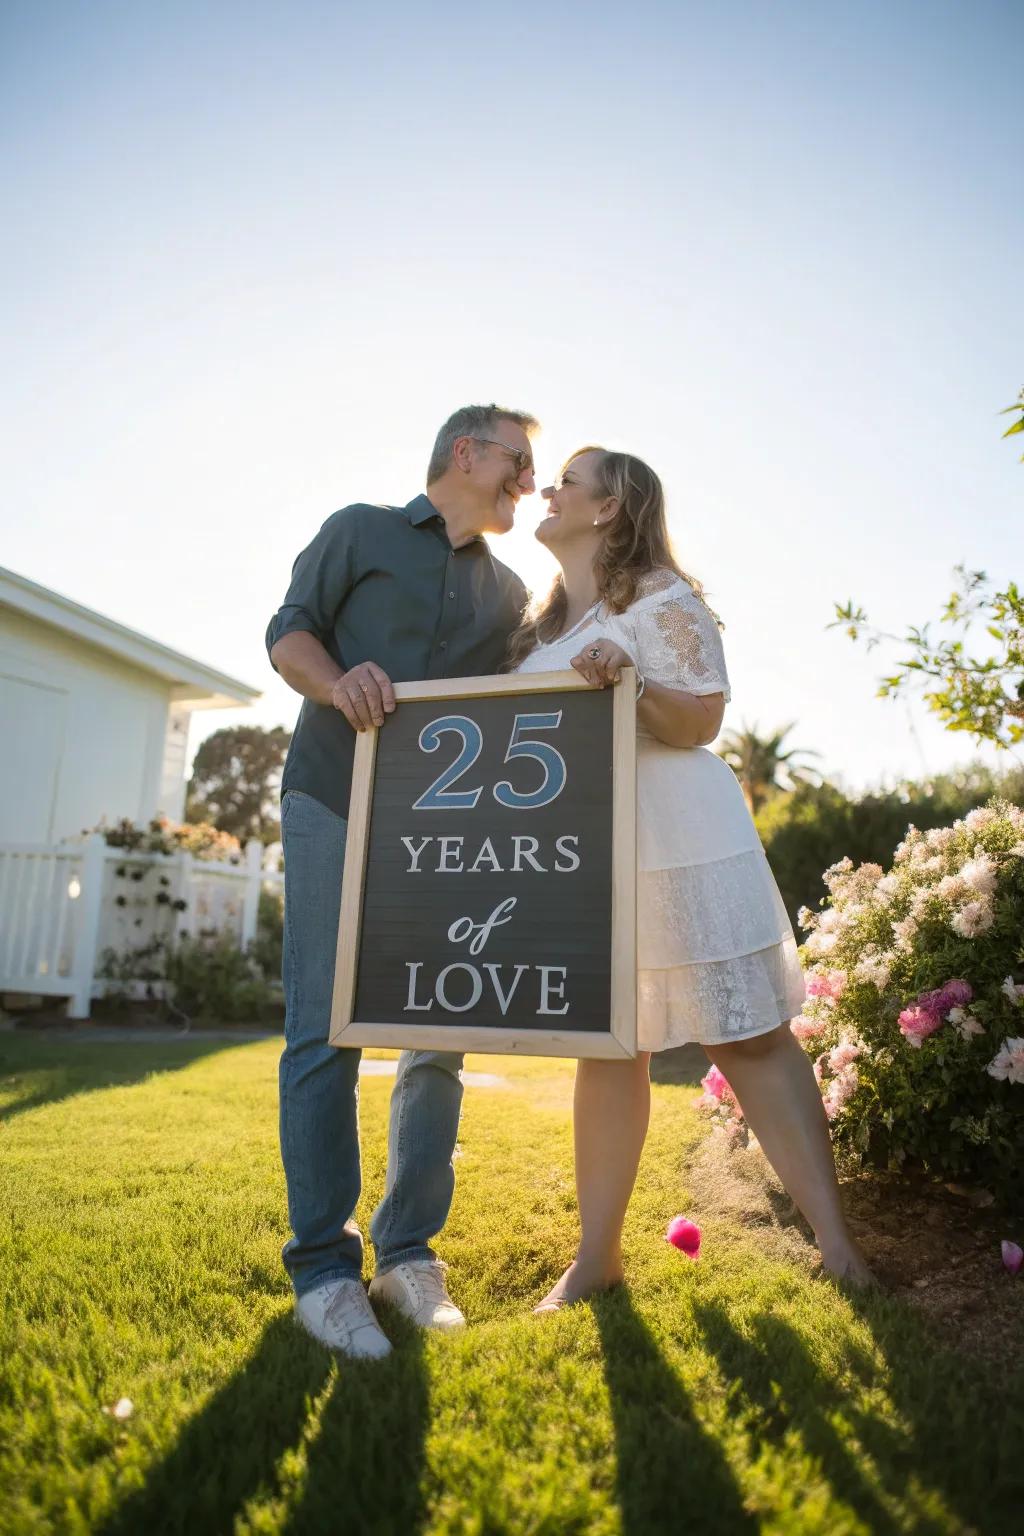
588;646;602;659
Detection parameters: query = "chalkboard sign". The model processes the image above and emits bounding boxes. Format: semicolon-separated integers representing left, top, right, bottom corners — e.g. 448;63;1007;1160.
329;669;637;1058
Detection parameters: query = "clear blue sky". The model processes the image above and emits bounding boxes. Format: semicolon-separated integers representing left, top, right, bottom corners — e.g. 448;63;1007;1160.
2;0;1021;793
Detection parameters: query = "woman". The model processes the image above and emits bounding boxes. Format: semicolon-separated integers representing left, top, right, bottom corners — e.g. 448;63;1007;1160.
509;446;873;1307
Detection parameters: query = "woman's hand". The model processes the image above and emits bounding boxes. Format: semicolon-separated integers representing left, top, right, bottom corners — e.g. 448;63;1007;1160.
569;638;635;688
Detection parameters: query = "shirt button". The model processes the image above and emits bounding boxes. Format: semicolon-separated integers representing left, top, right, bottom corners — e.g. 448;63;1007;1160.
448;591;455;600
440;640;448;650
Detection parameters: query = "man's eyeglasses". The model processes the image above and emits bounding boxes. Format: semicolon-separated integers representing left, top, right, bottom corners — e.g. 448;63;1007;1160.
469;437;534;478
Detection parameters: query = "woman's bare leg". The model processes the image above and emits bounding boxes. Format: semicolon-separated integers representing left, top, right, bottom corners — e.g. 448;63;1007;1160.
706;1025;873;1283
535;1052;652;1309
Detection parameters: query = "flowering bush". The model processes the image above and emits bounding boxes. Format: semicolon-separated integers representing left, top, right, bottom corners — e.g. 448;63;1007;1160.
797;800;1024;1191
700;800;1024;1195
90;816;243;863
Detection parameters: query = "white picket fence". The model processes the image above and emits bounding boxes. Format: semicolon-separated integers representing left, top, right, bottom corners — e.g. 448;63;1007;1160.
0;835;284;1018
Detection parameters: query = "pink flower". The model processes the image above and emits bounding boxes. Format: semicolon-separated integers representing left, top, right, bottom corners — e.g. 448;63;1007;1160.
823;1064;859;1119
806;969;847;1002
898;1005;943;1048
918;979;974;1018
828;1041;861;1072
666;1215;701;1258
1002;1241;1023;1276
790;1015;825;1040
986;1038;1024;1084
700;1065;733;1103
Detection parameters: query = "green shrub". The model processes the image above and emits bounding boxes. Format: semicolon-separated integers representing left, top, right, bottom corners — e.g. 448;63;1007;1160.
248;888;284;982
164;935;279;1023
789;800;1024;1195
756;764;1024;926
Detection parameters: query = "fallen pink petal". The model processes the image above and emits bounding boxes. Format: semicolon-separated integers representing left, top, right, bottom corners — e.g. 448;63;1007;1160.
1002;1241;1023;1276
666;1215;701;1258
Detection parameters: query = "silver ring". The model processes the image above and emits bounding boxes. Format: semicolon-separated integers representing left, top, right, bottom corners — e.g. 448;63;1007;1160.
588;646;602;659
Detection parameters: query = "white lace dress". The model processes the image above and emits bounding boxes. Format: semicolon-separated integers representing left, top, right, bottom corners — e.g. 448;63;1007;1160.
514;571;805;1050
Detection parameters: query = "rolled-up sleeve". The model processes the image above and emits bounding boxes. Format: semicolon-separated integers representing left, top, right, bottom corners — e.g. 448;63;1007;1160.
265;508;359;670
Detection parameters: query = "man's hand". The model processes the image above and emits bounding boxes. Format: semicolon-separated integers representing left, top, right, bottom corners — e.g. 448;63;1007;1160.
330;662;397;731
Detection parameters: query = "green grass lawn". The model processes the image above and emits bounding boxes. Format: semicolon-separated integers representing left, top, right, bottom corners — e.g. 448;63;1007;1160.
1;1032;1022;1535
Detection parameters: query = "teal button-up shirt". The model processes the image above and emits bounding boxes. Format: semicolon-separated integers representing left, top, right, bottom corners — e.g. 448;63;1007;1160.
266;494;529;819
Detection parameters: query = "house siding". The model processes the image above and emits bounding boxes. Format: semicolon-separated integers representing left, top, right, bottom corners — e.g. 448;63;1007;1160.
0;607;175;842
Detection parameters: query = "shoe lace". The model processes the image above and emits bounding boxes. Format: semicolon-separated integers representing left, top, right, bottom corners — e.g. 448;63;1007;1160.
324;1280;369;1328
412;1261;450;1307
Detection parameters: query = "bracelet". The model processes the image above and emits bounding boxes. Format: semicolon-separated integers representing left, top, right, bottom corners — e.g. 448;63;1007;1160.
636;672;647;700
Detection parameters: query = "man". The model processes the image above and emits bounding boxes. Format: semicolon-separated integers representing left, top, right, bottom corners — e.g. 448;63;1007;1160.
266;404;538;1358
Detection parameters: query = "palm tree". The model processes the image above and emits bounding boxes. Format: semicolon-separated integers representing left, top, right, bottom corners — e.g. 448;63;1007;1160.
717;722;823;816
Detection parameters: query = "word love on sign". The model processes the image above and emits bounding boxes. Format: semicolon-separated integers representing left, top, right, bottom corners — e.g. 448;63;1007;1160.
329;670;637;1057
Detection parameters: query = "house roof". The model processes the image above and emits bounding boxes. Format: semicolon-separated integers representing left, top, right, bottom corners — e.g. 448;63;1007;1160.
0;565;261;711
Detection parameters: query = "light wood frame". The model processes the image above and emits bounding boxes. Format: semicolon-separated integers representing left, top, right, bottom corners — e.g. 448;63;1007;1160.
329;669;637;1058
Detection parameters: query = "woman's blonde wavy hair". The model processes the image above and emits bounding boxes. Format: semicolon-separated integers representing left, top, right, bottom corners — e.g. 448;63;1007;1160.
506;446;714;670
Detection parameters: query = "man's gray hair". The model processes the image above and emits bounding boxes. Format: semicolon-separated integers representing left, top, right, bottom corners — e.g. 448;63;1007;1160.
426;403;540;485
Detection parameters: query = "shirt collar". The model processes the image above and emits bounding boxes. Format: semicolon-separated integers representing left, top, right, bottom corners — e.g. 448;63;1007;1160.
405;493;442;527
405;493;485;547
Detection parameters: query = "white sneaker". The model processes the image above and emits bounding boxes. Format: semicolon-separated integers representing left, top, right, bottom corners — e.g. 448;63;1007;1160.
368;1259;466;1331
295;1278;392;1359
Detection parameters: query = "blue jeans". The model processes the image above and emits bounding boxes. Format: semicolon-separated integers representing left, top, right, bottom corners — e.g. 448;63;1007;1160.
279;789;464;1298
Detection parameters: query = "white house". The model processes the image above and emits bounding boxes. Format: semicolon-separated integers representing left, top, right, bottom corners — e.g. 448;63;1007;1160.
0;565;260;844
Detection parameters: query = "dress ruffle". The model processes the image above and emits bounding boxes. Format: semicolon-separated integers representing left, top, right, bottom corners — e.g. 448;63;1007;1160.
637;847;793;969
638;937;806;1050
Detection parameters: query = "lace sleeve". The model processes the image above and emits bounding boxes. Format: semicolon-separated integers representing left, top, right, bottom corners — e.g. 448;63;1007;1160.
632;580;731;699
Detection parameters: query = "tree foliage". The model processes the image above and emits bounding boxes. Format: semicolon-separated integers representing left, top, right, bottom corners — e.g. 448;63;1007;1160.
1000;386;1024;462
185;725;291;845
717;722;822;816
833;566;1024;749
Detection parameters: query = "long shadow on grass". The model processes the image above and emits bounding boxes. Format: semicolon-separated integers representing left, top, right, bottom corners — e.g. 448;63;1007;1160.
97;1311;332;1536
693;1300;910;1535
694;1299;1022;1535
96;1308;430;1536
592;1288;757;1535
0;1036;247;1122
280;1312;429;1535
834;1294;1024;1531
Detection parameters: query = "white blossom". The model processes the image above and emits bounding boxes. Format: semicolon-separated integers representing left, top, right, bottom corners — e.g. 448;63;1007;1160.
986;1037;1024;1084
948;1007;985;1040
950;900;994;939
1001;976;1024;1006
959;853;997;898
854;949;893;989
